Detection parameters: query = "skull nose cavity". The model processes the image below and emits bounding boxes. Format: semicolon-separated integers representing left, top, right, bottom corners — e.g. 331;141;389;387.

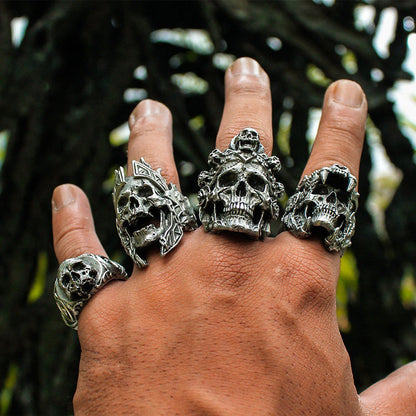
326;191;336;204
130;196;140;210
236;181;246;197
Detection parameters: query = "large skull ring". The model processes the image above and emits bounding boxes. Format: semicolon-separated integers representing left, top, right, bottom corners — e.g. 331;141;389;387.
113;159;197;267
282;164;359;254
198;128;284;239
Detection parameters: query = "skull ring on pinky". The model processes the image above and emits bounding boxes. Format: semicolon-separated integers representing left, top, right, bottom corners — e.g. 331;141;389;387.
54;254;128;330
198;128;284;239
113;158;197;267
281;164;359;254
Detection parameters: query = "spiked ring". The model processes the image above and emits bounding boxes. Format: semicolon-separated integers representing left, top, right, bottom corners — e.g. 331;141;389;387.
281;164;359;254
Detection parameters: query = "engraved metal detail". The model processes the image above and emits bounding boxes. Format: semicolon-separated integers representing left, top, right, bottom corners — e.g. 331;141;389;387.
113;158;197;267
54;254;128;330
198;128;284;239
282;164;359;254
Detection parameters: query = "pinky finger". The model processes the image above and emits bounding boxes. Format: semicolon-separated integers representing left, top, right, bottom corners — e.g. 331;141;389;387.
52;184;106;263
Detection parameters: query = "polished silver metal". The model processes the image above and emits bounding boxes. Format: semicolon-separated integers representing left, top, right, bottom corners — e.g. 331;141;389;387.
113;158;197;267
54;254;128;330
282;164;359;254
198;128;284;239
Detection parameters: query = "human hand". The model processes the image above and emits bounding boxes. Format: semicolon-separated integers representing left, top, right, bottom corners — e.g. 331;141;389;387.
52;57;416;415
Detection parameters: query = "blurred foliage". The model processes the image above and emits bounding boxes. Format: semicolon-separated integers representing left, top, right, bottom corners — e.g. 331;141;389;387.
0;0;416;414
26;252;48;304
401;265;416;309
337;250;359;332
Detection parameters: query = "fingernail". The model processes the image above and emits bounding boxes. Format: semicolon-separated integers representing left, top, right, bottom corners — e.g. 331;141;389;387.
129;100;161;130
52;185;76;211
229;57;262;76
332;80;363;108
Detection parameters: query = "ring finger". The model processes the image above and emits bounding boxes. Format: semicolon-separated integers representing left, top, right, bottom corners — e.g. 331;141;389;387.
302;79;367;181
281;79;367;262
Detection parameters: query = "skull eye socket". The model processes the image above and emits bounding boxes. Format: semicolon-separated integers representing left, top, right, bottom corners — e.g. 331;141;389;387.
137;185;153;197
247;173;266;191
313;184;327;195
118;195;129;207
337;190;349;204
62;273;71;286
218;171;238;187
72;262;85;271
89;269;97;278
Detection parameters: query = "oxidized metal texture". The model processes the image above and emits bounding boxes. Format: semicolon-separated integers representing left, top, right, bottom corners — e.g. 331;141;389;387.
198;128;284;239
113;158;197;267
282;164;359;254
54;254;128;330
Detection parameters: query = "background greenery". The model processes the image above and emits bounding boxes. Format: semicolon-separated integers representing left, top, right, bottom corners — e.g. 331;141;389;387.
0;1;416;414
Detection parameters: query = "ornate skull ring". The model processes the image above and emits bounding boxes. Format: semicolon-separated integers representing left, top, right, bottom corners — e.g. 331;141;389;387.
113;159;197;267
282;164;359;254
198;128;284;239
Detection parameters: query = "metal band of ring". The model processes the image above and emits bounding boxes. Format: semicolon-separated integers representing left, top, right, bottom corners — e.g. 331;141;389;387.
197;128;284;240
113;158;197;267
54;254;128;330
281;164;359;254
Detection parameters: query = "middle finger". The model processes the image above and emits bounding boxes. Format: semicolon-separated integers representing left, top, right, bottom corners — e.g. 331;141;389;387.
127;99;180;187
216;57;273;154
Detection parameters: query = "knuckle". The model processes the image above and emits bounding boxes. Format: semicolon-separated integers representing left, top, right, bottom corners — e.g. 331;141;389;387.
227;74;270;98
282;250;337;313
54;221;93;256
295;273;335;314
54;215;90;240
130;114;170;139
324;112;365;145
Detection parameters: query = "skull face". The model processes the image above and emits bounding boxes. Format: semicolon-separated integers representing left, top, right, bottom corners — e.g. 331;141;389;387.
303;184;354;234
282;165;359;252
113;159;197;266
116;177;166;248
57;258;100;301
199;160;278;238
115;177;169;265
198;128;284;239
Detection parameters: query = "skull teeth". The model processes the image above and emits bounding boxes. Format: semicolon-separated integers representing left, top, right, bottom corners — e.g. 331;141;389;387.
309;205;338;232
312;206;337;218
223;202;253;217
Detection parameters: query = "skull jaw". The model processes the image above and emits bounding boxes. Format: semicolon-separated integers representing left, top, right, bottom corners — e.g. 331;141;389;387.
121;206;163;245
303;202;337;233
309;214;336;235
207;214;269;239
117;208;164;267
306;207;348;252
133;224;163;247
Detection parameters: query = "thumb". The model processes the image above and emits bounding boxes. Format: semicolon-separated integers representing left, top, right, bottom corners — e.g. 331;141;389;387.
359;361;416;415
52;184;107;262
